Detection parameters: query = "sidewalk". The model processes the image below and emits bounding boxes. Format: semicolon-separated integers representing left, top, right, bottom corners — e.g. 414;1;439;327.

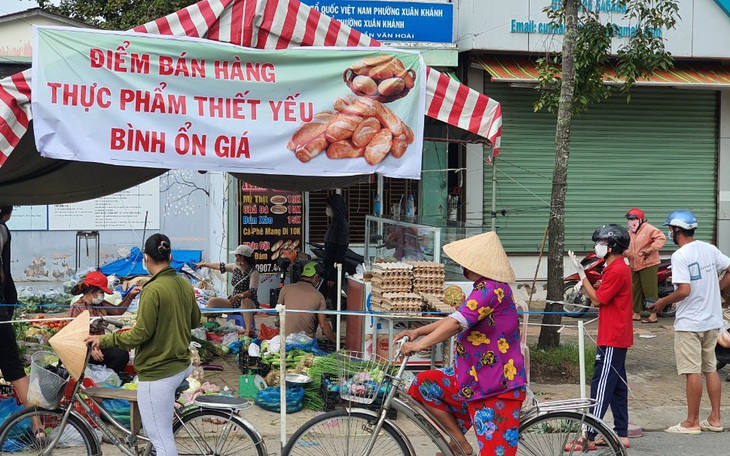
528;314;729;433
199;311;730;455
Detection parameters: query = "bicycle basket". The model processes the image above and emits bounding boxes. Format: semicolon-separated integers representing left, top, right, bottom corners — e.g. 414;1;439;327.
336;350;391;404
27;351;69;409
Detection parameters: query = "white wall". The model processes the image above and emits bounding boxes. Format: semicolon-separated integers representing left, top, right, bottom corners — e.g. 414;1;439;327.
0;15;88;58
457;0;730;59
9;171;223;283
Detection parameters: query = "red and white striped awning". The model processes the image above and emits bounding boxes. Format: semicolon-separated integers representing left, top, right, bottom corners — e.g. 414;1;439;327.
0;0;502;168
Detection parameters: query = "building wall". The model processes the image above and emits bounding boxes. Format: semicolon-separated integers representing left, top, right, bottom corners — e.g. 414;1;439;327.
0;14;89;58
9;171;226;285
457;0;730;58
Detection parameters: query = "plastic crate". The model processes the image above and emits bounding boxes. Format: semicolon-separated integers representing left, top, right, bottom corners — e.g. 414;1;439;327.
238;352;271;377
0;383;14;398
320;373;397;419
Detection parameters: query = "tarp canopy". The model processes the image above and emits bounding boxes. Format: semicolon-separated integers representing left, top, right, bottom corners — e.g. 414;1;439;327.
0;0;503;202
98;246;202;277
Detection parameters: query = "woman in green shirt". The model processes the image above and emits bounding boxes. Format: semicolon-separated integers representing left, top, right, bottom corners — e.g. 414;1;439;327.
86;233;201;455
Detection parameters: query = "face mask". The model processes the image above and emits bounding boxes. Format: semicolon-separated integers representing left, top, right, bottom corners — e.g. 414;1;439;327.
594;243;609;259
668;228;679;246
142;254;149;273
325;207;333;217
91;293;104;305
627;220;640;233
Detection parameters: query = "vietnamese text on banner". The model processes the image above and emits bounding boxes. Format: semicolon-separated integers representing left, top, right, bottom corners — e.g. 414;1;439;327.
31;26;426;179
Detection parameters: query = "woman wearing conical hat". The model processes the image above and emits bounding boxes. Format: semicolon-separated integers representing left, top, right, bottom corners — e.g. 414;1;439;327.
396;231;527;456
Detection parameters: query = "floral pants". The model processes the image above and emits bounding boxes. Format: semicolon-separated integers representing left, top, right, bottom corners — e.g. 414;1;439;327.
409;368;525;456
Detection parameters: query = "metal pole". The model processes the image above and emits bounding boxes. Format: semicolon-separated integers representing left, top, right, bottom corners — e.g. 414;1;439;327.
490;155;497;232
336;263;343;352
578;320;586;399
277;304;287;451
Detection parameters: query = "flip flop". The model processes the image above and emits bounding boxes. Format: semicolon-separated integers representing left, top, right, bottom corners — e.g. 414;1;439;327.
700;419;723;432
594;437;630;449
665;423;701;434
563;439;596;451
641;318;658;324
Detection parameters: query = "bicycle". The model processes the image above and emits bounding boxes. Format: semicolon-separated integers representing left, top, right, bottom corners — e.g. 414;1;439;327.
283;338;627;456
0;345;268;455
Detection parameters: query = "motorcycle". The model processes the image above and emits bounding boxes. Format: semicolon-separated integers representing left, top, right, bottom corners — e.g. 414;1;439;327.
562;252;675;318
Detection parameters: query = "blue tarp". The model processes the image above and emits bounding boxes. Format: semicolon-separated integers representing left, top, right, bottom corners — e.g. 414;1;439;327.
99;247;202;277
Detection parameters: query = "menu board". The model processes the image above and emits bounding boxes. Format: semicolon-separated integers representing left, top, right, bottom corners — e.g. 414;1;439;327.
239;183;304;274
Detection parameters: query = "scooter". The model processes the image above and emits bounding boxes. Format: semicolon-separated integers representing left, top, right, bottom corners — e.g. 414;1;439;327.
562;252;675;318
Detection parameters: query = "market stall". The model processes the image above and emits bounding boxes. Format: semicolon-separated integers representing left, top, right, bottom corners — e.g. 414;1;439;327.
0;0;506;450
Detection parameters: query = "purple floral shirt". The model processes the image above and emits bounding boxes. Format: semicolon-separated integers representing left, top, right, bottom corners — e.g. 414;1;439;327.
448;278;526;401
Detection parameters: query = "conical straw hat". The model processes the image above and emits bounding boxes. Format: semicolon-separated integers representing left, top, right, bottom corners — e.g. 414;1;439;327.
49;310;90;380
442;231;515;283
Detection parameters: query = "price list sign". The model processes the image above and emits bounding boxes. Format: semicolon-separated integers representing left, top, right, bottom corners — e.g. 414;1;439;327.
239;183;304;273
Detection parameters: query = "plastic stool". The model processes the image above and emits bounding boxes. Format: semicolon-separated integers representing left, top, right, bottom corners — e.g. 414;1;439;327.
227;314;255;331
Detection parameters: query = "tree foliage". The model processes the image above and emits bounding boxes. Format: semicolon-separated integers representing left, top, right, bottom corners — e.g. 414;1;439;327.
36;0;199;30
535;0;679;349
535;0;679;114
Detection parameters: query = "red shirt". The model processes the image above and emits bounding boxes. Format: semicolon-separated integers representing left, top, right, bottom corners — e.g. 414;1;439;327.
595;258;633;348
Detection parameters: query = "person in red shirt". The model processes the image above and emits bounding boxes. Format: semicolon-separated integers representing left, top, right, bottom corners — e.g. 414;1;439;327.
568;224;633;450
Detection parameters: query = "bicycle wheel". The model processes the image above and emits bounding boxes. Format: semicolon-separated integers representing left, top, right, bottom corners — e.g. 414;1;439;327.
518;411;627;456
0;406;99;455
283;409;410;456
173;408;266;456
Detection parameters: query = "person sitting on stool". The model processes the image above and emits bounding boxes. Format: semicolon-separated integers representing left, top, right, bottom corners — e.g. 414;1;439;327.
277;262;336;343
69;271;140;373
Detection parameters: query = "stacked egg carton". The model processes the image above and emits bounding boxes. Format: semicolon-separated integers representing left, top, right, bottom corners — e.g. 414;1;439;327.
421;293;455;315
370;262;413;312
379;292;424;316
407;261;449;314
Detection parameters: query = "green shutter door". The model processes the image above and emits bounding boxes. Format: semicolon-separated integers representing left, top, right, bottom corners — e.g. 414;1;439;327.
482;83;718;253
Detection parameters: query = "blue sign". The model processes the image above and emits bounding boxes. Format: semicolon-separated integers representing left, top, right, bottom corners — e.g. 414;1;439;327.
714;0;730;18
304;1;453;43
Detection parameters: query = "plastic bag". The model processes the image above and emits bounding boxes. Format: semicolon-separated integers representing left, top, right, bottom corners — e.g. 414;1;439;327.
259;324;279;340
85;365;121;388
254;387;304;413
101;399;131;427
0;398;24;427
719;326;730;348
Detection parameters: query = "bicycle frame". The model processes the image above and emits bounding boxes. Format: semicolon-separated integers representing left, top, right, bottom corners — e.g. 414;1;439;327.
347;341;469;456
344;342;609;456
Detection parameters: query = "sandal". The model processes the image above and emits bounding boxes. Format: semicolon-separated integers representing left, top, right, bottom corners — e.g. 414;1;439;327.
641;318;658;324
34;428;47;446
564;439;596;451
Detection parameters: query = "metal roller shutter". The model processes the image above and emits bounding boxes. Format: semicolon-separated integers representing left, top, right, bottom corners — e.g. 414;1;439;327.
482;82;718;253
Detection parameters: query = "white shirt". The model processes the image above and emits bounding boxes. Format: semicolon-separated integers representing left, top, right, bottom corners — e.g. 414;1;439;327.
672;240;730;332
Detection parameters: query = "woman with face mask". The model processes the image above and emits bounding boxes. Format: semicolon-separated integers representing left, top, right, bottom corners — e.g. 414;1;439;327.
87;233;201;456
623;208;666;323
69;271;140;373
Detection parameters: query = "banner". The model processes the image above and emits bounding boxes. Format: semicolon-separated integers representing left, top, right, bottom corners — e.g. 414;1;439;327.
32;27;426;179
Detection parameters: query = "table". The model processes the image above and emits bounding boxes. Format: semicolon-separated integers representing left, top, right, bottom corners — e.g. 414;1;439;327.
371;314;454;370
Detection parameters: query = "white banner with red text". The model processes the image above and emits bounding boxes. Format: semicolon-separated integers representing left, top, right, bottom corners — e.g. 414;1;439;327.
32;27;425;179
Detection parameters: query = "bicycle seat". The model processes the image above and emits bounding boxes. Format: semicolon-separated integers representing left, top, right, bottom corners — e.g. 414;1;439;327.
175;380;189;399
194;395;252;410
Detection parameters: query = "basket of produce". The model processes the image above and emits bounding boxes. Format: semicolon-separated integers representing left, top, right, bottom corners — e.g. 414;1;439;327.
27;351;69;409
336;350;390;404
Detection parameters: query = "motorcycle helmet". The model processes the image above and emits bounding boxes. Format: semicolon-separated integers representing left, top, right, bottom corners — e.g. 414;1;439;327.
591;224;630;254
625;208;645;220
663;210;698;230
